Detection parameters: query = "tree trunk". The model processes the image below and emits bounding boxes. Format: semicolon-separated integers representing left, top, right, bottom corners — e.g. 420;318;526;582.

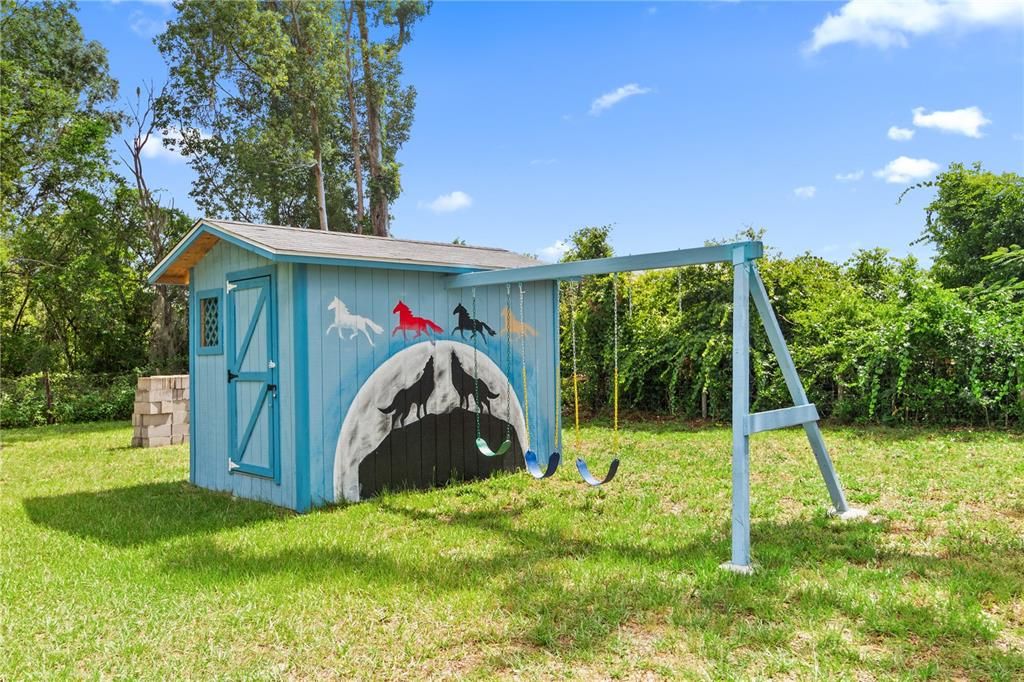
310;104;329;231
344;5;365;228
356;0;387;237
42;371;54;425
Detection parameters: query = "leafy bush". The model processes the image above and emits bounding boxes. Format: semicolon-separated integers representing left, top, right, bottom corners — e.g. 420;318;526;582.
0;372;138;428
559;229;1024;427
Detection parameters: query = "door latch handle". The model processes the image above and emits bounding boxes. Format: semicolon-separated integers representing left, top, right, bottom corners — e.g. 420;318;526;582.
227;369;238;382
267;383;277;397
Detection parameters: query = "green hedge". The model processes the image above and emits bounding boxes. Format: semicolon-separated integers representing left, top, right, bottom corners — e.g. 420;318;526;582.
561;252;1024;427
0;373;138;428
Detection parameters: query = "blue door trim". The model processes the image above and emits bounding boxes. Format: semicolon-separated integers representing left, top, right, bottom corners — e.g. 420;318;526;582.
293;264;311;512
226;267;280;482
188;271;197;484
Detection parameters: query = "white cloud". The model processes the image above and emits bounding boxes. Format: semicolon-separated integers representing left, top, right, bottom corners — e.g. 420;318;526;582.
1013;132;1024;142
794;185;817;199
806;0;1024;53
589;83;652;116
873;156;939;183
137;127;207;163
539;240;570;262
835;170;864;182
421;191;473;213
647;6;658;15
887;126;915;141
130;12;166;38
912;106;991;138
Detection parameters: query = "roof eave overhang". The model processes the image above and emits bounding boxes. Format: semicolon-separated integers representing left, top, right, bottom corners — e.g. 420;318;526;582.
148;219;523;286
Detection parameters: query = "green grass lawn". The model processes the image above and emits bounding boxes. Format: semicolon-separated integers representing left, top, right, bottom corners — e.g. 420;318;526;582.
2;421;1022;680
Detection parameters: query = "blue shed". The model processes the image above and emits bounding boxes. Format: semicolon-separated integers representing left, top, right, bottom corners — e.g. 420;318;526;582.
150;219;557;511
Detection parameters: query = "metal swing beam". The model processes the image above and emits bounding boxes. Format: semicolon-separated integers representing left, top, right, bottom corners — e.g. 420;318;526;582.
445;240;866;573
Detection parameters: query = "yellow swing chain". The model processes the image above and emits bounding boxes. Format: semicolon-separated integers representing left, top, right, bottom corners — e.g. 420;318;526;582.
571;282;581;450
613;274;619;454
518;282;530;451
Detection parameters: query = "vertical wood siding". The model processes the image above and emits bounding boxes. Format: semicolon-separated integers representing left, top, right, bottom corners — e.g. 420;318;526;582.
190;242;295;508
304;265;557;505
190;243;556;509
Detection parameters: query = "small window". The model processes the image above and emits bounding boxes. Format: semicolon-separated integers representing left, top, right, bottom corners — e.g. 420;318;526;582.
196;290;222;355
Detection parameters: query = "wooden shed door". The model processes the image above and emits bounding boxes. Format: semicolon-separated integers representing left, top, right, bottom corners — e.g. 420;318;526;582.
226;271;279;481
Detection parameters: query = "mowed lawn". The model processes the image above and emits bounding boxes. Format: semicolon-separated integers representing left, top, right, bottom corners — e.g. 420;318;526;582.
2;421;1022;680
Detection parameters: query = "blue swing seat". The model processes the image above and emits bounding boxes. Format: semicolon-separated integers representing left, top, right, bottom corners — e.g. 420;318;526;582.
524;450;560;479
575;457;619;486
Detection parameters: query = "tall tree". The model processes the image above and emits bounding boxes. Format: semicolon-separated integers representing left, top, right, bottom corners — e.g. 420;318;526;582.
121;83;191;367
1;0;126;374
157;0;347;231
0;0;119;228
907;162;1024;290
356;0;428;236
157;1;428;235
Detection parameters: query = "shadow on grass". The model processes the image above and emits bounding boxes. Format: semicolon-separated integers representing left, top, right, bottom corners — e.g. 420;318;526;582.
155;495;1023;675
23;481;290;547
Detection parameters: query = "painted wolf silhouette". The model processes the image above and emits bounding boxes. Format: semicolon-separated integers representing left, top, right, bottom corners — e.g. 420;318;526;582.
326;296;383;345
391;300;443;340
449;350;499;414
451;303;496;344
379;357;435;428
500;306;537;337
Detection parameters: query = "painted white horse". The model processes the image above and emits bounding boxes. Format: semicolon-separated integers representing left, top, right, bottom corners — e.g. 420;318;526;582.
326;296;383;346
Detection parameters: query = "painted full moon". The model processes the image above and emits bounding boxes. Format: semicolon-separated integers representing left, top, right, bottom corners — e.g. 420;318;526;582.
333;340;526;502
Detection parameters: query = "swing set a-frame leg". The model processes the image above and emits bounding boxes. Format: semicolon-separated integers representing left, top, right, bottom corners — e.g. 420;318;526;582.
721;250;867;575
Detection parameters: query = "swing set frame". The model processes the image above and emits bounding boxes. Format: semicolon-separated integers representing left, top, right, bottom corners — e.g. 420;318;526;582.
446;240;866;574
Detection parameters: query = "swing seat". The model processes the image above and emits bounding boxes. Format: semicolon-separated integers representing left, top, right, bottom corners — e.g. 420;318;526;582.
475;437;512;457
524;450;560;479
575;456;619;486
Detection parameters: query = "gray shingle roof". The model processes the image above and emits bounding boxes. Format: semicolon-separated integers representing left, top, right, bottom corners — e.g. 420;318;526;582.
150;218;542;285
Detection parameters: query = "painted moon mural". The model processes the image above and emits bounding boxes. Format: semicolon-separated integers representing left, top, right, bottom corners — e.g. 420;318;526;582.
333;340;527;502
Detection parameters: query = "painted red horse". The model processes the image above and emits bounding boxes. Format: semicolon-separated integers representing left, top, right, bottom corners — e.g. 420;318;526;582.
391;300;443;340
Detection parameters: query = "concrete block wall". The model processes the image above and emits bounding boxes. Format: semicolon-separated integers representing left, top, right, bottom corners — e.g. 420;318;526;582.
131;375;189;447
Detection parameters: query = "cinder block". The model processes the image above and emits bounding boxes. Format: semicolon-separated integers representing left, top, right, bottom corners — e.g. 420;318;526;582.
137;389;173;402
141;413;172;427
144;435;172;447
170;433;185;445
172;423;189;437
131;436;143;447
134;401;163;415
144;424;172;438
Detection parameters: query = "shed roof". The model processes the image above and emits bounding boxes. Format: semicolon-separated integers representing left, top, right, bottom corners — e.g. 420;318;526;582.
149;218;542;285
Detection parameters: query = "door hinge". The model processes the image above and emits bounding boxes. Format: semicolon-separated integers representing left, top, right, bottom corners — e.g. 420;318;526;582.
227;369;238;382
225;281;237;293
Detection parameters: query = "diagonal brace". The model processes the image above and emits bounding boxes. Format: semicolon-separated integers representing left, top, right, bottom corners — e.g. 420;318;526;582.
748;264;856;514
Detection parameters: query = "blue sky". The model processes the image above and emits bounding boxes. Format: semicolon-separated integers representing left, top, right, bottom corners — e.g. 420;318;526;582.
77;0;1024;263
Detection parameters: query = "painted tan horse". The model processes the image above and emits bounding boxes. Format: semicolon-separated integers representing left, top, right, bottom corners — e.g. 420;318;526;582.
500;306;537;337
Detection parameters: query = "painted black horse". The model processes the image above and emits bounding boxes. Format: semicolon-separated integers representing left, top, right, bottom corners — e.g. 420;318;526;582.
452;303;496;344
379;357;435;428
450;351;499;413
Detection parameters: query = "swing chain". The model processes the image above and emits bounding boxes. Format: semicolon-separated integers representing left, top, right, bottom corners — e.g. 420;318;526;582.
613;274;619;452
518;282;530;450
471;287;481;438
571;282;581;449
504;285;512;442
